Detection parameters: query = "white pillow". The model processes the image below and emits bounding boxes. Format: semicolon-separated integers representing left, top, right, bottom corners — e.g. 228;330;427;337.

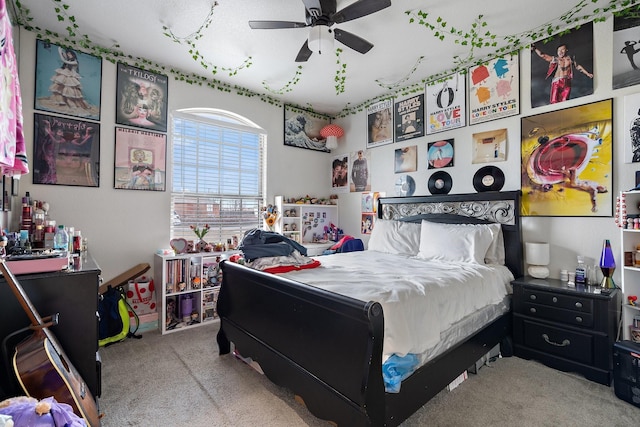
367;219;421;256
484;223;506;265
417;221;495;264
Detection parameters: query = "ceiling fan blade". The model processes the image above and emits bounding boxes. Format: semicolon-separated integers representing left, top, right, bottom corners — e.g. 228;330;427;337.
333;28;373;54
295;40;313;62
249;20;308;29
332;0;391;24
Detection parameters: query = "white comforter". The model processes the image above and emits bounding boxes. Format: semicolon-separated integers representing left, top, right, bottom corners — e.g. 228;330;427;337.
279;250;514;363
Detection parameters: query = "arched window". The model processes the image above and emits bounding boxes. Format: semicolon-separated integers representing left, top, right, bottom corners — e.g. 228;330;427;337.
171;108;266;244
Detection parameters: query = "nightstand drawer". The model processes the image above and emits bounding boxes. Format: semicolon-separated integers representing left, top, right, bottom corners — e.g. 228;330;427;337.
522;320;593;365
521;288;593;313
521;303;594;328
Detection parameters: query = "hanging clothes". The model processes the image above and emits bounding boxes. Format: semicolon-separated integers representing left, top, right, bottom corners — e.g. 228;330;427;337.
0;0;29;177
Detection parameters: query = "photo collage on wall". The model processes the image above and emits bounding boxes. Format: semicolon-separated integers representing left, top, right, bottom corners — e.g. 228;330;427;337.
33;39;102;187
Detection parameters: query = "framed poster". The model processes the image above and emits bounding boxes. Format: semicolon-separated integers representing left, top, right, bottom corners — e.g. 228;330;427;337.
34;39;102;120
394;94;424;142
427;139;454;169
530;23;593;108
366;99;393;148
116;63;168;132
331;153;349;192
395;145;417;173
521;99;613;217
624;93;640;163
472;129;507;163
349;150;371;192
284;105;331;152
114;127;167;191
469;52;520;125
613;5;640;90
426;71;466;134
32;113;99;187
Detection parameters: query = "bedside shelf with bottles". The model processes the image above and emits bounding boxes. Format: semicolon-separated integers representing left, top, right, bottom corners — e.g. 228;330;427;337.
618;190;640;343
154;252;235;334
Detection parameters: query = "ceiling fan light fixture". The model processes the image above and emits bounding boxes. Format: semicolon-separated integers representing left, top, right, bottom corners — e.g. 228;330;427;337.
308;26;333;55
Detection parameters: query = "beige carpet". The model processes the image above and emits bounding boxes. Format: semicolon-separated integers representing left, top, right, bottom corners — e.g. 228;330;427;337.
98;322;639;426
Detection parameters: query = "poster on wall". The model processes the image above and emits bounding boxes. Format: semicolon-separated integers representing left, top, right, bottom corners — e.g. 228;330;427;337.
350;150;371;192
468;52;520;125
394;94;424;142
34;39;102;121
427;139;454;169
530;23;593;108
114;127;166;191
472;129;507;164
331;153;349;193
395;145;417;173
116;63;168;132
32;113;100;187
426;71;466;134
613;5;640;90
284;105;331;152
366;99;393;148
521;99;612;217
624;93;640;163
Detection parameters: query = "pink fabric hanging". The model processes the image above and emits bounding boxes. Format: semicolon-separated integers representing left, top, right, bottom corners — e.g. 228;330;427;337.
0;0;29;176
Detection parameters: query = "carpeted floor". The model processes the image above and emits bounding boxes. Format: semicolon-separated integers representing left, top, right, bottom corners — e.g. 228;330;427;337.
98;322;639;426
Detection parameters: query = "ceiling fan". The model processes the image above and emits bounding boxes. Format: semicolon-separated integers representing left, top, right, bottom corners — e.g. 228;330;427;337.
249;0;391;62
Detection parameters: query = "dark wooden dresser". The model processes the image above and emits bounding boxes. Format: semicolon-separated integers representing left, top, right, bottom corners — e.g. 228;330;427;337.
0;253;101;399
512;276;621;385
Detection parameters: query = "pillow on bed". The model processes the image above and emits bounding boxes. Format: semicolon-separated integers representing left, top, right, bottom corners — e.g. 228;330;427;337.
417;221;495;264
485;223;506;265
367;219;421;255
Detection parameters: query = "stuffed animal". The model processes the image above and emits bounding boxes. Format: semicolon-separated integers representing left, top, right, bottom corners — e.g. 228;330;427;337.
0;396;86;427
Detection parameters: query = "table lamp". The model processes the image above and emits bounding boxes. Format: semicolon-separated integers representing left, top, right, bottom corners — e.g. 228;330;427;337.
599;239;616;289
526;242;550;279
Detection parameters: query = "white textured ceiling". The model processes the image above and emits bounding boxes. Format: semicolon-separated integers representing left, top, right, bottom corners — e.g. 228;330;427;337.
9;0;626;116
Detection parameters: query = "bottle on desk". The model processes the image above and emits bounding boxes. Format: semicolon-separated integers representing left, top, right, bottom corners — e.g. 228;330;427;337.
53;225;69;251
575;256;587;285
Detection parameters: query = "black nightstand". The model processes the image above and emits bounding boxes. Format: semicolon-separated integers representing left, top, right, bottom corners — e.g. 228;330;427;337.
512;276;621;385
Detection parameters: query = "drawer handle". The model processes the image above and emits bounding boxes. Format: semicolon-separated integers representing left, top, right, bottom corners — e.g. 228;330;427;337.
542;334;570;347
529;307;536;314
575;302;582;309
575;316;583;323
529;295;537;300
552;297;558;303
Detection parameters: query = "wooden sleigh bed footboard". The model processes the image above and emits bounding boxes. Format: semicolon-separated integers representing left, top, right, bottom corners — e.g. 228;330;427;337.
217;191;523;426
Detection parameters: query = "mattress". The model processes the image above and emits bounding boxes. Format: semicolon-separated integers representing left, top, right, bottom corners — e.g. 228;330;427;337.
279;250;514;364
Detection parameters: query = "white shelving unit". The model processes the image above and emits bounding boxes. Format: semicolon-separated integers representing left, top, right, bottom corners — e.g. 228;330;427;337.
274;196;339;256
619;191;640;342
154;251;234;334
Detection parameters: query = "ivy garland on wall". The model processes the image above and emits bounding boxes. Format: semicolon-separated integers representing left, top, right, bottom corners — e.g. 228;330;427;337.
11;0;640;119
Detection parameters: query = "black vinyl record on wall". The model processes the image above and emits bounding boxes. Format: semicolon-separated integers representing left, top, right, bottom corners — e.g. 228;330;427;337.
473;166;505;192
428;171;452;194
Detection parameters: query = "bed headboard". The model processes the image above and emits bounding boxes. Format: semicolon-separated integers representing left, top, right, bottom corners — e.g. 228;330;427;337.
377;191;523;278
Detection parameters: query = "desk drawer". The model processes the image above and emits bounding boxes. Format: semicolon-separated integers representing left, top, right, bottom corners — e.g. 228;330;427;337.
522;320;593;365
521;303;594;328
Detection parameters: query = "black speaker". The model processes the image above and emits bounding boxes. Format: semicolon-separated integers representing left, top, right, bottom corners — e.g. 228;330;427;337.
613;340;640;408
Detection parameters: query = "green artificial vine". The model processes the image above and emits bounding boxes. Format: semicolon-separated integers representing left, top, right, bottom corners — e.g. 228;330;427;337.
334;48;347;94
11;0;640;119
262;66;304;95
162;1;253;77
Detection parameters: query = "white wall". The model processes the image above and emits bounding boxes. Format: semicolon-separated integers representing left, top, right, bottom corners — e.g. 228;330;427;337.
333;18;632;282
15;29;330;281
13;15;639;283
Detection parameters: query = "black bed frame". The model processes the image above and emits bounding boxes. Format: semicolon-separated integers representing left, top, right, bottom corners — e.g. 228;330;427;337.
217;191;522;426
